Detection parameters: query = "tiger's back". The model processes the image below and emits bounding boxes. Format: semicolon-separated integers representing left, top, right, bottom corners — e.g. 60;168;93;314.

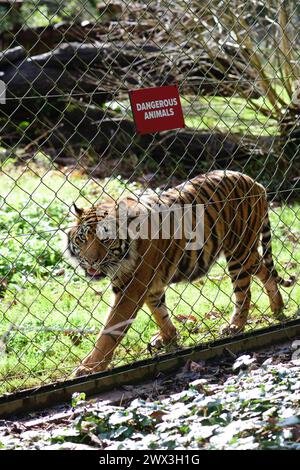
149;170;268;285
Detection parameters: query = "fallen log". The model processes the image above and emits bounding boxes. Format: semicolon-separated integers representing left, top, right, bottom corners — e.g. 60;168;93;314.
0;101;258;180
0;39;258;121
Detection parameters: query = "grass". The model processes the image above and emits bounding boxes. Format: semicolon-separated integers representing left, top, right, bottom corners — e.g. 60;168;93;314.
0;160;299;394
182;96;279;136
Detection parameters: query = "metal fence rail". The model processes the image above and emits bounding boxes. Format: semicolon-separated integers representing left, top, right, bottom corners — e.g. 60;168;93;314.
0;0;299;396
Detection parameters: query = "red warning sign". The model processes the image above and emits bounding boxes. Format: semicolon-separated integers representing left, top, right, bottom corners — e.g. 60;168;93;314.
129;85;185;134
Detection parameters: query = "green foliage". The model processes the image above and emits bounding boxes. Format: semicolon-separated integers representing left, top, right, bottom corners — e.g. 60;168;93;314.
71;362;300;450
72;392;86;408
182;96;278;137
2;360;300;449
0;195;63;284
47;0;98;22
0;1;98;32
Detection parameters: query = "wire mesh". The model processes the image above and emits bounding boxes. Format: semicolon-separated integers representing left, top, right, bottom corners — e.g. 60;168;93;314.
0;0;299;394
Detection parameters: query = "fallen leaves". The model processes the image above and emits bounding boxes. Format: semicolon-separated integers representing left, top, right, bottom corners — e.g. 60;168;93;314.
53;268;65;277
184;359;206;374
0;277;8;297
205;310;220;319
2;341;300;450
232;354;257;372
175;314;197;324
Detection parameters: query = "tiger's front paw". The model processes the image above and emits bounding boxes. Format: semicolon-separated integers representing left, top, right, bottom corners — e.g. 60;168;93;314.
73;364;94;378
148;332;179;353
72;354;106;378
149;333;165;351
220;323;244;336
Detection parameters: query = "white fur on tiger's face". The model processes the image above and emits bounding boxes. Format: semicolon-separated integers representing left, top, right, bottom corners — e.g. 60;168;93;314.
67;199;138;281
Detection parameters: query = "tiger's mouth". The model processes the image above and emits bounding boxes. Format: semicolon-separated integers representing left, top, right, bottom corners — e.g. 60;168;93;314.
85;267;106;280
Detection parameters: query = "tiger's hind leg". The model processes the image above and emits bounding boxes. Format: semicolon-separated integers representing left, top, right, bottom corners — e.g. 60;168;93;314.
221;252;253;335
146;290;178;351
252;260;284;317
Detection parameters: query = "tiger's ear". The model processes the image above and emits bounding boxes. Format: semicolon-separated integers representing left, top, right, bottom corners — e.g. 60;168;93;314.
72;203;84;218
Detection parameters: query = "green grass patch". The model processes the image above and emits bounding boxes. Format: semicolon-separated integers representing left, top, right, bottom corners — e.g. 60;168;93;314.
0;162;299;394
182;96;279;136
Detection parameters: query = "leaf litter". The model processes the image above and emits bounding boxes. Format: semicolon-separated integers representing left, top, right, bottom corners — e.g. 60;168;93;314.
0;339;300;450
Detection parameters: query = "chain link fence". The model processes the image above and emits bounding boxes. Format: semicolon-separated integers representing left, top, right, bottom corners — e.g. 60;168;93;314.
0;0;299;395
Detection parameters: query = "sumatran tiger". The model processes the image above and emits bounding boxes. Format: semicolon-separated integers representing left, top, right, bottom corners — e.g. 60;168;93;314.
67;170;295;377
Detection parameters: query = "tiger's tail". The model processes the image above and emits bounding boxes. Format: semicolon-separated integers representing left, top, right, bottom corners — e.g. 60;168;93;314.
261;213;296;287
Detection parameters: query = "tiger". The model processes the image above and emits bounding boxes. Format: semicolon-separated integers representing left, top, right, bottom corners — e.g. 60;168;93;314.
67;170;295;377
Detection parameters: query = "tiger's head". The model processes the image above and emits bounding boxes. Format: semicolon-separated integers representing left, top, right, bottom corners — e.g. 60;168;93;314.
67;199;143;281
